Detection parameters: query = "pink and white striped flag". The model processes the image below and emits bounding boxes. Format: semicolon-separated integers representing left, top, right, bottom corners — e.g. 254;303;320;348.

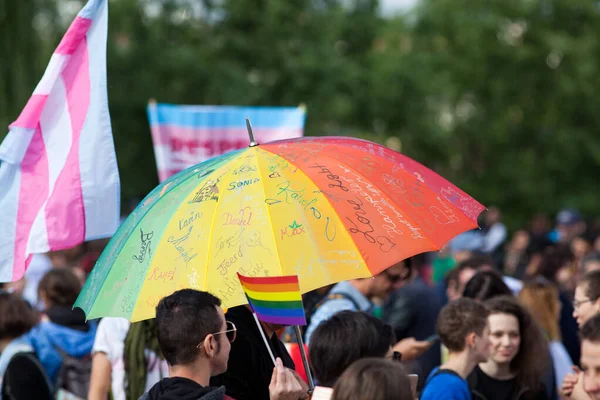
0;0;120;282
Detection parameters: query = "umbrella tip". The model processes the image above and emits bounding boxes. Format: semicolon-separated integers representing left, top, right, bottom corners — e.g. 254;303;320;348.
246;117;258;147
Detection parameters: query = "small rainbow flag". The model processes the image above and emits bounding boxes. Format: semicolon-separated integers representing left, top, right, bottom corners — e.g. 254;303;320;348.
237;273;306;326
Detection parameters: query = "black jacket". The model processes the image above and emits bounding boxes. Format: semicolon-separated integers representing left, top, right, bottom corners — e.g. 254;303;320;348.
558;291;580;365
210;306;295;400
140;377;226;400
467;366;549;400
45;305;90;332
384;278;441;391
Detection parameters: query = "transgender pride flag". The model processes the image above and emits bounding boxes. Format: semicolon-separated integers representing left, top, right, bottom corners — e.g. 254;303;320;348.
0;0;120;282
148;103;306;182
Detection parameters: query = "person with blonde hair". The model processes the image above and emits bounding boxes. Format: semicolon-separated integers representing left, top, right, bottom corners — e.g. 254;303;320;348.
332;358;414;400
519;278;573;390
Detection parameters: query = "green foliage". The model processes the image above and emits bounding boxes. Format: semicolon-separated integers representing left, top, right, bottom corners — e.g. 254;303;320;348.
0;0;59;134
1;0;598;228
371;0;600;228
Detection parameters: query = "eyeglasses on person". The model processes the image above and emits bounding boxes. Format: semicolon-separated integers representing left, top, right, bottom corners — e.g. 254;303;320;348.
197;321;237;349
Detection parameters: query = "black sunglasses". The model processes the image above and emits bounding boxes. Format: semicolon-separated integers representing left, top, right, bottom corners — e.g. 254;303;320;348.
383;265;411;283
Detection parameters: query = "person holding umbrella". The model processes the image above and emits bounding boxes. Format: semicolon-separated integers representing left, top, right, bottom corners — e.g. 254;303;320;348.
74;133;486;399
140;289;307;400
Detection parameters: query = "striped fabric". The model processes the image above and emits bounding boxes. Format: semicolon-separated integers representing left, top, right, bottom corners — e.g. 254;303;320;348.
147;103;306;182
237;273;307;326
0;0;120;282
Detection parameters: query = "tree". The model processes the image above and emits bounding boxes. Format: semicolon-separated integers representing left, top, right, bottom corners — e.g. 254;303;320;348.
370;0;600;228
0;0;59;137
2;0;598;227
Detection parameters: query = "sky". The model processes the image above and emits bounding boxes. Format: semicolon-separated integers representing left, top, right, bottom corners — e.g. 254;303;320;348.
380;0;419;15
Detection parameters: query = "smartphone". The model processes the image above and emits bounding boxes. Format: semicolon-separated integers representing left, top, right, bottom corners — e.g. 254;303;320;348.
424;334;440;343
311;386;333;400
408;374;418;398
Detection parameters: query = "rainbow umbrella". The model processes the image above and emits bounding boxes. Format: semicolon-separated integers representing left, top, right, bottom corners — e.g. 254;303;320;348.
75;122;484;321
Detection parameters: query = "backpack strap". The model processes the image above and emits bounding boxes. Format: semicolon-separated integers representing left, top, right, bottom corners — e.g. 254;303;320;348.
425;368;463;386
53;346;67;395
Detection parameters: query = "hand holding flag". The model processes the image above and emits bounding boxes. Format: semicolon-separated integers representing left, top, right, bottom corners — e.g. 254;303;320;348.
237;273;315;391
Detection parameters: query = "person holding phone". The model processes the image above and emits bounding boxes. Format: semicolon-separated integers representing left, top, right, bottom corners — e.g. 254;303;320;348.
384;258;442;391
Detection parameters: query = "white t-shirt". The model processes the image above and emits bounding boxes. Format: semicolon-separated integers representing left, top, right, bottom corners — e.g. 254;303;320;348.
23;254;52;308
92;317;169;400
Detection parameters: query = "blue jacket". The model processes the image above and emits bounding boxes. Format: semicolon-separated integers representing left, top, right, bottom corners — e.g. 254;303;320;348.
25;321;97;383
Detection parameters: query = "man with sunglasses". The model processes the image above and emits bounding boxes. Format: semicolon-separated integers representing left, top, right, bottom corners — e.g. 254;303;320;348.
304;261;410;344
140;289;307;400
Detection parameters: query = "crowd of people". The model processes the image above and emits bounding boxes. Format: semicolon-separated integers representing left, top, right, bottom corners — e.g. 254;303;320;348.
0;206;599;400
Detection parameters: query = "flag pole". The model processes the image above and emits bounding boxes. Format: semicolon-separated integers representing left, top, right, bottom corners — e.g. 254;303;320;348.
245;117;258;147
294;325;315;391
252;312;277;366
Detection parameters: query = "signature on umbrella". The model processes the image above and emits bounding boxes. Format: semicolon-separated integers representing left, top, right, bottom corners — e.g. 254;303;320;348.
308;163;349;192
178;211;202;231
133;229;154;263
280;220;305;240
222;207;253;226
215;229;244;255
346;196;396;253
275;181;318;210
167;226;198;267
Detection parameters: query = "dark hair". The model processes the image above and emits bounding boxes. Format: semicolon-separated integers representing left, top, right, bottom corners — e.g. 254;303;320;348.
38;268;82;307
155;289;222;366
0;293;38;341
579;270;600;301
437;298;489;352
486;296;549;390
332;358;414;400
537;245;575;283
461;254;496;270
124;319;163;400
445;262;474;287
582;252;600;270
584;252;600;263
462;270;512;301
309;311;394;387
445;255;492;286
581;314;600;343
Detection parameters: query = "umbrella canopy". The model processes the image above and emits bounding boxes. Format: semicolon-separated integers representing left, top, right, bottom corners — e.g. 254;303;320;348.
75;136;484;321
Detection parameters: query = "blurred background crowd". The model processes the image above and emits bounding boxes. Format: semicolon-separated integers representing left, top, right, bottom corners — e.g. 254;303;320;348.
1;0;600;399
